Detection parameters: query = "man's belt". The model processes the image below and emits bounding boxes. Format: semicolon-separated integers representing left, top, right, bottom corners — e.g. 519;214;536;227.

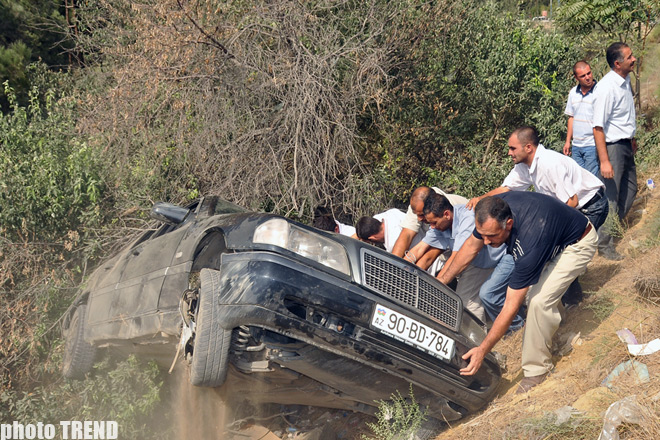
606;138;632;146
571;223;593;245
581;188;605;210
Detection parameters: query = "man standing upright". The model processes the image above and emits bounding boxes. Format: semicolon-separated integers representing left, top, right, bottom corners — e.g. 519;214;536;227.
592;42;638;260
564;61;599;177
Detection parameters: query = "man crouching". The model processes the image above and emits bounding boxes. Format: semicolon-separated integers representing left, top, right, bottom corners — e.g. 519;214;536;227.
437;192;597;393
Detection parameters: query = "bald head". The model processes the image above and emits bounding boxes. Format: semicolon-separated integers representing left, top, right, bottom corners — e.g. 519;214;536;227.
572;60;590;75
409;186;433;222
410;186;432;204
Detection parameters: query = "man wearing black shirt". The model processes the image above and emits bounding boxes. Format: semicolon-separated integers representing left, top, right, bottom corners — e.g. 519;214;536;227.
437;192;597;392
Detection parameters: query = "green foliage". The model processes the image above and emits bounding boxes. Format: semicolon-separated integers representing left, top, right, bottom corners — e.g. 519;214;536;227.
0;355;168;439
0;76;105;241
373;0;578;200
363;385;427;440
0;0;74;110
556;0;660;42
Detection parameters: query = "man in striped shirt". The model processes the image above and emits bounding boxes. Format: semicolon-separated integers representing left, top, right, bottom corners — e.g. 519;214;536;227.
564;60;599;177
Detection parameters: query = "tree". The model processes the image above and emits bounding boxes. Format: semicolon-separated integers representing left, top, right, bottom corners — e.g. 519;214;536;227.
0;0;73;110
556;0;660;109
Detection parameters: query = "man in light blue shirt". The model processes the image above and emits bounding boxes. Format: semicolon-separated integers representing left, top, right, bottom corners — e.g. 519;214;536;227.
564;61;599;177
423;193;523;330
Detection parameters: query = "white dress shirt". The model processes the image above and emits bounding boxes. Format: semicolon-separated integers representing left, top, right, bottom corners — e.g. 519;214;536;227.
502;144;604;208
592;70;636;142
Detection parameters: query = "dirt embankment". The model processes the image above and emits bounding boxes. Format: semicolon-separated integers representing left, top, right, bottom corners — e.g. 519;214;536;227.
435;172;660;439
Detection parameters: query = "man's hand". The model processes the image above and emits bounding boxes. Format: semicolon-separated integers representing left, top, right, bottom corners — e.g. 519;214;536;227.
465;196;481;210
460;345;487;376
632;138;638;155
600;160;614;179
563;141;571;156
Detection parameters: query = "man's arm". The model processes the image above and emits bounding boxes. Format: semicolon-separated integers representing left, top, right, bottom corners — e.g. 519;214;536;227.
460;286;528;376
415;247;442;271
391;227;417;257
465;186;511;210
437;234;484;284
564;116;574;156
594;126;613;179
566;194;578;208
403;240;430;264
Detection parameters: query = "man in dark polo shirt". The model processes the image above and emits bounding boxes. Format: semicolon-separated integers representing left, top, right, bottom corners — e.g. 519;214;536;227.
437;192;597;393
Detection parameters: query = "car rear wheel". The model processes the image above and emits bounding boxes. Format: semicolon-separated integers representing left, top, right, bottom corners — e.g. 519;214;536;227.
62;304;97;379
190;268;231;387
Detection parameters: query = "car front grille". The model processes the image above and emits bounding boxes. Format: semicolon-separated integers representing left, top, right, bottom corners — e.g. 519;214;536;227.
361;249;460;330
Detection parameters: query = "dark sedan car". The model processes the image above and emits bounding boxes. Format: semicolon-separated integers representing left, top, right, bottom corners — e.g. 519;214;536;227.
62;196;501;421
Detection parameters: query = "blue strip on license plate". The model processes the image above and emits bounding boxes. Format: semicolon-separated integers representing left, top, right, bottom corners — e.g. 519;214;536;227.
371;304;455;360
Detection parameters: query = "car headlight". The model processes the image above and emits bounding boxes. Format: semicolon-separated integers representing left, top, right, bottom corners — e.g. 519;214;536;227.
459;311;488;346
253;218;351;275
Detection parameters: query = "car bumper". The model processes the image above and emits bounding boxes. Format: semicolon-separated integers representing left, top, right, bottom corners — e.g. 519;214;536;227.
213;251;501;420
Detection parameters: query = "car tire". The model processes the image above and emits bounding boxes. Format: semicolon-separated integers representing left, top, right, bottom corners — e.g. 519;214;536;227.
190;268;231;387
62;304;96;380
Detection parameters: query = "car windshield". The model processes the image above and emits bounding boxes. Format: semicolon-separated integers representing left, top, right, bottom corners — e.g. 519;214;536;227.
214;199;248;215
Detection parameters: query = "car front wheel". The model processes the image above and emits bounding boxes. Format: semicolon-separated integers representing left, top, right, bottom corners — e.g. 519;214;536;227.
62;304;97;379
189;268;231;387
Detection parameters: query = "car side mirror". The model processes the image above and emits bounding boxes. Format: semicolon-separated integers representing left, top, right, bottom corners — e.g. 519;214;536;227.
150;202;190;225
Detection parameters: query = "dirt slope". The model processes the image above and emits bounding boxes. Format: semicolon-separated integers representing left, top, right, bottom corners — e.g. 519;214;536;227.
434;172;660;439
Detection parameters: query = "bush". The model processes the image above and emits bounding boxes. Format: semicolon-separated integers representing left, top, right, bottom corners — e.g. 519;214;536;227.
0;73;104;242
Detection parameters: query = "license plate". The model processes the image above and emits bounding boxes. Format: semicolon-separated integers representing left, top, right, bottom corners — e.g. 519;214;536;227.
371;304;455;360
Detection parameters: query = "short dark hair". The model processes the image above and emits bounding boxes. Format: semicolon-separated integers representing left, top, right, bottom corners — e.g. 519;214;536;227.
572;60;590;75
512;126;540;147
312;214;336;232
606;42;629;69
423;193;453;216
356;216;382;240
474;196;512;229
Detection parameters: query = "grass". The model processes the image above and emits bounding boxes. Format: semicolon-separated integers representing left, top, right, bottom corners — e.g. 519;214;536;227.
584;290;616;323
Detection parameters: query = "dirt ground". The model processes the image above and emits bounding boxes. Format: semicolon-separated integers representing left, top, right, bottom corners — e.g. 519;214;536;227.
433;171;660;439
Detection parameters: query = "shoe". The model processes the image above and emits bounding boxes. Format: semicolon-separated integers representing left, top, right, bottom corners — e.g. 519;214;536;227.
561;279;583;306
515;373;549;394
598;247;624;261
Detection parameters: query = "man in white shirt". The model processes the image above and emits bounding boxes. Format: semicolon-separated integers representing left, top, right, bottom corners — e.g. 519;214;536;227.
355;208;420;253
592;42;638;260
467;126;608;304
564;61;599;177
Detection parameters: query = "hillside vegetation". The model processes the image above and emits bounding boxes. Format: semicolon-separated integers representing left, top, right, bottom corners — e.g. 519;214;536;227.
1;1;660;438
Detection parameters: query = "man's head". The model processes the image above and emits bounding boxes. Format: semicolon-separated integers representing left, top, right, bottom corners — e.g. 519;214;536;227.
474;197;513;248
572;60;594;92
606;42;636;77
422;193;454;231
312;214;338;233
356;216;384;242
409;186;433;222
508;126;540;166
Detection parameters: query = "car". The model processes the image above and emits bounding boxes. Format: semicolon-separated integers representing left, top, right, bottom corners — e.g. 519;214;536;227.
62;196;501;421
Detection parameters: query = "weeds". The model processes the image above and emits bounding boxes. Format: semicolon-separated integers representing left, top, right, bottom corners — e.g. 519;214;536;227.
362;385;427;440
584;291;616;323
504;411;601;440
